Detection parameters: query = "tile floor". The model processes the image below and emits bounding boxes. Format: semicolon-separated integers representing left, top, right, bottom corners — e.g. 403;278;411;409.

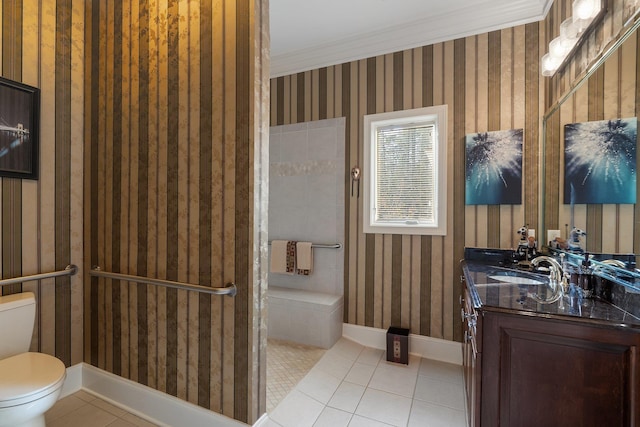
265;338;467;427
46;390;158;427
267;338;327;412
46;338;466;427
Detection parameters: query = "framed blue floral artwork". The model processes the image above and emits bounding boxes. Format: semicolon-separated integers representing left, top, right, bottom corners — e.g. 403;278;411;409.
465;129;523;205
564;118;637;205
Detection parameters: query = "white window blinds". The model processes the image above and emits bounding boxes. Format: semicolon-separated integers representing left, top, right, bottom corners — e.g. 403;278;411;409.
363;104;447;236
375;123;435;224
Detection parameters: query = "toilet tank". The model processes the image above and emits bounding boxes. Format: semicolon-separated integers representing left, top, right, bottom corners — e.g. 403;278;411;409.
0;292;36;360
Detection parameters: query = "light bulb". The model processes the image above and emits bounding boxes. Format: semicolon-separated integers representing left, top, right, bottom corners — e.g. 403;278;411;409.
560;18;579;40
541;53;560;77
549;37;571;59
572;0;600;21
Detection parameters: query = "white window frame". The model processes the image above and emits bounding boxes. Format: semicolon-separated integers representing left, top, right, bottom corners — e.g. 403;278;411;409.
363;105;448;236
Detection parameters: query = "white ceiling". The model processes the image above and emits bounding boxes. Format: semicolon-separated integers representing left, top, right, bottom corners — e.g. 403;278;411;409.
269;0;553;77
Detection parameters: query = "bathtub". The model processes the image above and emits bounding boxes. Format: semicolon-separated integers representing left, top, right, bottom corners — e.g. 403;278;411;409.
267;286;343;349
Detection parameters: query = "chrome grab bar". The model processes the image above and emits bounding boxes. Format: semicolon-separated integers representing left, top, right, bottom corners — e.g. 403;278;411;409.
90;266;237;297
268;241;342;249
0;264;78;287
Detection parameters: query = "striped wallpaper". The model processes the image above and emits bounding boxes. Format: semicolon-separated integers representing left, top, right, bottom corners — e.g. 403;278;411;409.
270;25;545;342
0;0;84;368
269;0;638;344
84;0;268;423
0;0;637;424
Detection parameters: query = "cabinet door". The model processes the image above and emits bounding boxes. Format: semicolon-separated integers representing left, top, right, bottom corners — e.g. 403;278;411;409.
482;311;640;427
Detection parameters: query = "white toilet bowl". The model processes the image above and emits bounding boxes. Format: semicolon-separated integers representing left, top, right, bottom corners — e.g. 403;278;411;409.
0;352;66;427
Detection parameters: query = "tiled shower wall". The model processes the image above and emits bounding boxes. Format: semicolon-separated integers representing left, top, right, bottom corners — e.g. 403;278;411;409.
268;118;345;295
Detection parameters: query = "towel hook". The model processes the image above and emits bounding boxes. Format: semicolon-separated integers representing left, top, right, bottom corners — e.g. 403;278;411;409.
351;167;361;198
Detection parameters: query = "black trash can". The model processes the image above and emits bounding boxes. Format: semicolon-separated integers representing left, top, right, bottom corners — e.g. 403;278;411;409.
386;327;409;364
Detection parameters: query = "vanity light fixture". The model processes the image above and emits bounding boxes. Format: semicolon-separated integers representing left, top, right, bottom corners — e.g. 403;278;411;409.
541;0;605;76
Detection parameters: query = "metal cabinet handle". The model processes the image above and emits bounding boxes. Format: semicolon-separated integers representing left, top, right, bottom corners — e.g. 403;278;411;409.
462;310;477;322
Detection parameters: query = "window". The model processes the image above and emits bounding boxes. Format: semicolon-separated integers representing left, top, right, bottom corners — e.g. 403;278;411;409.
363;105;447;235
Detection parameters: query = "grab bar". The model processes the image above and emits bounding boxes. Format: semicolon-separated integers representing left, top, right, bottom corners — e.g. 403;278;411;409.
268;241;342;249
90;266;237;297
0;264;78;287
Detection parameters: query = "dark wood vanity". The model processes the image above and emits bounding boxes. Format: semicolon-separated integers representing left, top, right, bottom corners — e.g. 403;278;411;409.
462;261;640;427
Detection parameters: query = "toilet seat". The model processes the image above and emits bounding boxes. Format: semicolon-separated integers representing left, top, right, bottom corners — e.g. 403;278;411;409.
0;352;66;408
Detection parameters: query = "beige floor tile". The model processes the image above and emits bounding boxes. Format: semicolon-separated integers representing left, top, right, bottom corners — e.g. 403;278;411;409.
91;398;129;417
106;419;138;427
74;389;98;402
121;413;160;427
45;395;88;423
48;403;118;427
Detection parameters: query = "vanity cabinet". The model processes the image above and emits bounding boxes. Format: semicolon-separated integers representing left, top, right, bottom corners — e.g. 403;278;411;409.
461;278;640;427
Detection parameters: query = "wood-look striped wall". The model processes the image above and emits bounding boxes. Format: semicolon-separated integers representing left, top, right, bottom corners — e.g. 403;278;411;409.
271;25;545;342
83;0;268;423
544;26;640;254
0;0;84;367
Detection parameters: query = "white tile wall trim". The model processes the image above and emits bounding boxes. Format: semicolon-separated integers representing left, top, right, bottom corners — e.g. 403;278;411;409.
57;363;248;427
342;323;463;365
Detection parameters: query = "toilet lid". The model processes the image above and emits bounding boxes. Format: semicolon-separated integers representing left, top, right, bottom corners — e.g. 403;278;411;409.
0;352;66;403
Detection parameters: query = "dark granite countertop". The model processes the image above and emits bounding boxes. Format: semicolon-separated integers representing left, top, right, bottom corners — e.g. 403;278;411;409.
463;261;640;329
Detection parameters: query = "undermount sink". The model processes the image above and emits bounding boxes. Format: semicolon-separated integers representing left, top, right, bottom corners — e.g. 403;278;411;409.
487;275;544;285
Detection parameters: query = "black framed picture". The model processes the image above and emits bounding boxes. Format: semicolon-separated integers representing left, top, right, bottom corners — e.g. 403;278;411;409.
0;77;39;180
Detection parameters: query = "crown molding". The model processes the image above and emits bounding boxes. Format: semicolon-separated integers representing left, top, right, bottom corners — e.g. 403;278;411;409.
271;0;553;78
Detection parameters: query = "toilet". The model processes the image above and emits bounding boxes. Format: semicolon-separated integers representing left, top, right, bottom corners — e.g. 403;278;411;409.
0;292;66;427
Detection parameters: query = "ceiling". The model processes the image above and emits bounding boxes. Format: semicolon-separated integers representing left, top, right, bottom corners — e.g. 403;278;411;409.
269;0;553;77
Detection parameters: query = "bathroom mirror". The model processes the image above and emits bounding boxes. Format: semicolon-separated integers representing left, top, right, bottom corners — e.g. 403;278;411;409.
541;13;640;273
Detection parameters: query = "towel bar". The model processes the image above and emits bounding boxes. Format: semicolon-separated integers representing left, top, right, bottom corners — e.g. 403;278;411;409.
267;241;342;249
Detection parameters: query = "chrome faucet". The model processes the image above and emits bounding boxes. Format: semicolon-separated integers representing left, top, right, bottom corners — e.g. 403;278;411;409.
530;256;564;304
591;259;626;276
600;259;626;268
531;256;563;282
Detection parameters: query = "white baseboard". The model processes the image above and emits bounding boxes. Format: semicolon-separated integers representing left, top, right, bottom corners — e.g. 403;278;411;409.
59;363;83;398
59;363;247;427
342;323;462;365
